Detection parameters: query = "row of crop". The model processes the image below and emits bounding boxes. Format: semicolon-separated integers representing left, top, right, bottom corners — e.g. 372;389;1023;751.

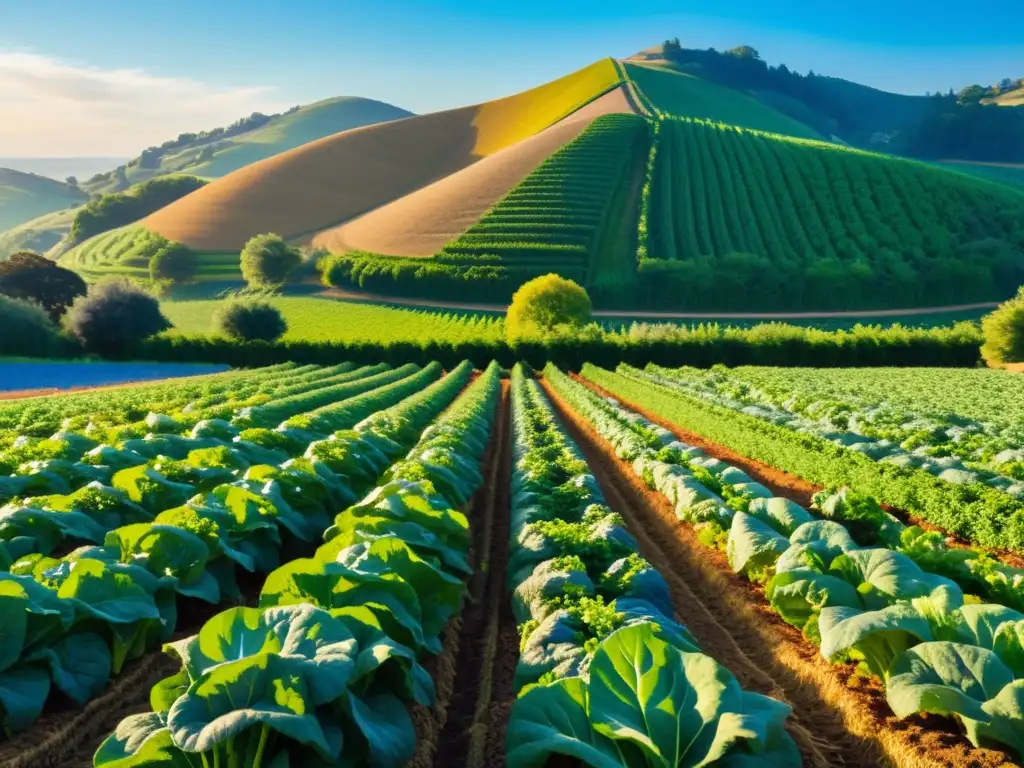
0;363;300;440
545;364;1024;758
638;117;1024;311
645;364;1024;499
93;361;497;766
585;363;1024;554
0;364;416;504
0;363;450;734
504;364;800;766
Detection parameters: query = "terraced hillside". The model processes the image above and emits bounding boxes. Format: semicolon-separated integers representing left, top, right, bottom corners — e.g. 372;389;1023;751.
139;59;624;252
635;118;1024;311
326;113;649;303
0;168;87;233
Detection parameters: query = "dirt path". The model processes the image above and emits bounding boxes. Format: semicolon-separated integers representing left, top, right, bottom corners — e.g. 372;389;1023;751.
543;380;1017;768
317;287;998;321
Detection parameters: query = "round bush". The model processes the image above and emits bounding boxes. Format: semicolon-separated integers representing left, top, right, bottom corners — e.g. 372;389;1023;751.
0;294;66;357
507;274;592;341
981;286;1024;365
240;233;301;288
213;300;288;342
64;278;172;357
149;242;197;283
0;251;86;321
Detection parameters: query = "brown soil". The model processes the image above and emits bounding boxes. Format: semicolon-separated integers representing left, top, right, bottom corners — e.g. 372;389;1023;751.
143;61;622;252
311;87;636;258
543;381;1019;768
411;382;509;767
431;383;519;768
573;373;1024;572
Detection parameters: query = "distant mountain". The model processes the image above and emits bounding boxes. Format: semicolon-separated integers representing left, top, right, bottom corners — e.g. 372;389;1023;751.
82;97;413;195
0;158;129;184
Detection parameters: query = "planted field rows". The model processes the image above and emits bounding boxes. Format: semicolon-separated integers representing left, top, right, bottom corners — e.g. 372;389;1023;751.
2;361;1022;766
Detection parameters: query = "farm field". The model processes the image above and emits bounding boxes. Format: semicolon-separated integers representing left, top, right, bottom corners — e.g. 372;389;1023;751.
1;361;1023;767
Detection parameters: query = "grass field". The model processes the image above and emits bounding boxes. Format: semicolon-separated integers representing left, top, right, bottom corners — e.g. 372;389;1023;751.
0;206;77;258
161;295;506;343
623;62;822;140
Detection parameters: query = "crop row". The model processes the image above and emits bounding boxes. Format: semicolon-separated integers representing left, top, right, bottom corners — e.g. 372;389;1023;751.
640;117;1024;310
504;365;800;765
643;364;1024;499
93;361;497;766
548;365;1024;757
0;362;459;735
584;363;1024;555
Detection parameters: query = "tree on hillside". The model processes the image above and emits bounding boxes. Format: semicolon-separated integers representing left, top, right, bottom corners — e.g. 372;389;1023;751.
65;176;79;188
149;242;197;284
64;278;171;357
981;287;1024;365
240;233;301;288
70;175;208;245
0;251;87;321
663;37;682;57
727;45;761;60
506;274;592;341
957;85;987;104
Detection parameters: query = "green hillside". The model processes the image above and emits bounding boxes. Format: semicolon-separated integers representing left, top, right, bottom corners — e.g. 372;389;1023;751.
0;207;77;259
937;161;1024;191
0;169;87;233
83;97;413;194
623;62;823;140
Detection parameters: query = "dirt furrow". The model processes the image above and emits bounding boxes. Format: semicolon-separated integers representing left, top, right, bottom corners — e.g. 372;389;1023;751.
432;382;518;768
544;380;1016;768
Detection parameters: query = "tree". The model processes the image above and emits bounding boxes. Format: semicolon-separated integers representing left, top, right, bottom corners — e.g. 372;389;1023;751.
506;274;591;341
214;300;288;342
957;84;987;104
240;233;301;288
0;295;65;357
70;175;207;245
65;176;79;188
149;242;197;283
981;287;1024;365
0;251;87;321
64;278;171;357
727;45;761;60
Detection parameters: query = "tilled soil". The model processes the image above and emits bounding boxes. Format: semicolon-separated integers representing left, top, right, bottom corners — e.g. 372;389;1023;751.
431;383;519;768
543;380;1019;768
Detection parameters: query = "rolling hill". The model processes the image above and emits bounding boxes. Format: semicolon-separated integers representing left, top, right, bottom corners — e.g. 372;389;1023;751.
82;97;413;195
61;48;1024;316
0;169;87;234
0;208;77;259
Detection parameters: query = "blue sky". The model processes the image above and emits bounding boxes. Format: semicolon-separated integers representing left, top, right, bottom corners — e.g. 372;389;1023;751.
2;0;1022;155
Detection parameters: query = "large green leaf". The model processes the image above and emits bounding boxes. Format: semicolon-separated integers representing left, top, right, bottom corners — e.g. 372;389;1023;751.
829;548;964;611
887;642;1014;727
507;676;638;768
55;559;161;625
106;524;210;586
167;652;333;757
765;569;861;632
0;666;50;733
0;580;29;673
938;604;1024;651
111;466;194;513
727;513;789;578
993;620;1024;678
972;679;1024;758
93;711;193;767
819;604;934;680
341;690;416;768
25;631;111;705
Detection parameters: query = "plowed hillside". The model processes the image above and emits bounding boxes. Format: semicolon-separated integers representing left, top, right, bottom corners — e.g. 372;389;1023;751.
311;86;637;257
141;59;622;252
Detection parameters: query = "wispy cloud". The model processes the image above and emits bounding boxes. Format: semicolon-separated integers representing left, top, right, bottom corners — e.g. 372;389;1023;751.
0;51;288;156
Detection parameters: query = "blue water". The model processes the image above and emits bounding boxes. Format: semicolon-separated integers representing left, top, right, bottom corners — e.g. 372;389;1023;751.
0;362;230;392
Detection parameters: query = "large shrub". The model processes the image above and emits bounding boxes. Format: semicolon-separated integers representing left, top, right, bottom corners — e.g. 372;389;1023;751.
0;295;66;357
213;300;288;342
149;241;197;283
0;251;87;321
70;175;207;245
981;286;1024;365
240;234;301;288
64;279;172;357
507;274;592;341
